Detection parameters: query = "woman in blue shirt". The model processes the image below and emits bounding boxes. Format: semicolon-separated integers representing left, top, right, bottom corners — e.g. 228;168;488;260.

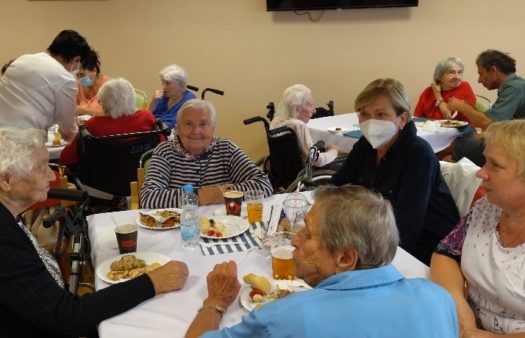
149;64;196;129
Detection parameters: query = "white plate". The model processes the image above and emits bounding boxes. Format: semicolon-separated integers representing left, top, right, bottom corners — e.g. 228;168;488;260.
439;120;468;128
136;208;182;230
240;279;311;311
200;215;250;239
213;204;248;218
327;127;347;133
96;252;170;284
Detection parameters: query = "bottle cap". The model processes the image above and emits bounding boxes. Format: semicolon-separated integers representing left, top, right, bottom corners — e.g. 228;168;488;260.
183;184;194;193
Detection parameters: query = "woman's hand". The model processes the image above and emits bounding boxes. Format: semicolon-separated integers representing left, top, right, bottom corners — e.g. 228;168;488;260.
431;82;442;96
198;184;233;205
147;260;189;294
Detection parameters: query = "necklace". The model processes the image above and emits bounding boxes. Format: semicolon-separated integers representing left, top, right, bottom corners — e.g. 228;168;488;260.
497;221;525;248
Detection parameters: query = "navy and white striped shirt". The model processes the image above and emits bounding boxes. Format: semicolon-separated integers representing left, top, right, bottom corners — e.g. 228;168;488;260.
141;136;273;208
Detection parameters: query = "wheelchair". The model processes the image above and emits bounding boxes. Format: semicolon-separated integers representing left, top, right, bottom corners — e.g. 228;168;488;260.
243;116;336;193
44;188;93;295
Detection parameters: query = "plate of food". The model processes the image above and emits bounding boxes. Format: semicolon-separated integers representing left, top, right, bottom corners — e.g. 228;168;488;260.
199;215;250;239
96;252;169;284
440;120;468;128
240;273;311;311
136;209;182;230
327;127;347;133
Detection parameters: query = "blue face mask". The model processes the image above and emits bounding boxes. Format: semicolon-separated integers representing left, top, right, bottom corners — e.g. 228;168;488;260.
79;75;94;87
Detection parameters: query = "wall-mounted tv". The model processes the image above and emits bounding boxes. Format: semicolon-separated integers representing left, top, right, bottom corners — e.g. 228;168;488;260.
266;0;418;11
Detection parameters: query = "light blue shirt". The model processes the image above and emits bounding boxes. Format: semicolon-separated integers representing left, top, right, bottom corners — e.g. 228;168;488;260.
203;264;458;338
152;89;196;129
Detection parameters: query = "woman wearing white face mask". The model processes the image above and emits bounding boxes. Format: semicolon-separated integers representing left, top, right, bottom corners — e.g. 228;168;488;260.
331;78;459;265
75;50;110;117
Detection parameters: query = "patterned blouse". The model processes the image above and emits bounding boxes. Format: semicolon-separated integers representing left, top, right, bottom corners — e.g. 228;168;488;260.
436;197;525;333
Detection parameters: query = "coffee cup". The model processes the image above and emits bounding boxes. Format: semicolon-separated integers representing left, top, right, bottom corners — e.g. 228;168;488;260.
223;190;244;216
115;224;138;254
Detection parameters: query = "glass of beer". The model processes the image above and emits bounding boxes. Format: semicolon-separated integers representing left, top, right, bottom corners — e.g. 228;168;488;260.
270;231;296;280
245;190;264;224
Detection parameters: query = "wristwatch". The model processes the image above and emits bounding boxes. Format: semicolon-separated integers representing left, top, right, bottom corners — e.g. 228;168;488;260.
435;99;444;107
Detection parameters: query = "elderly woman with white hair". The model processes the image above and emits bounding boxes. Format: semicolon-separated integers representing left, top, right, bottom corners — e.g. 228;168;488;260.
414;56;476;122
60;77;159;166
141;99;273;207
0;126;189;337
270;84;338;167
149;64;196;129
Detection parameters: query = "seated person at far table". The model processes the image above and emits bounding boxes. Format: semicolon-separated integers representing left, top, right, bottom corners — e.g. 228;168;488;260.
185;185;458;338
0;126;189;338
149;63;196;129
270;84;339;167
413;56;476;122
141;99;273;207
60;77;161;167
449;50;525;167
431;120;525;337
75;49;110;117
330;78;459;265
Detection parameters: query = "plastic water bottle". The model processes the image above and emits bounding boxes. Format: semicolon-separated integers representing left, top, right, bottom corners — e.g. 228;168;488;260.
180;184;199;249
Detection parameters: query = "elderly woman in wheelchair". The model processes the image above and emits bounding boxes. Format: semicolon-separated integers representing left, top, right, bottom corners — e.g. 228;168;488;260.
60;77;160;167
270;84;339;168
140;99;273;207
0;127;189;337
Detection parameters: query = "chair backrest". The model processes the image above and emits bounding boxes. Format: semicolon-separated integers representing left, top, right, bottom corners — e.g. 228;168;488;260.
77;121;170;197
134;89;147;110
311;100;335;119
475;94;491;113
439;160;483;217
267;126;305;188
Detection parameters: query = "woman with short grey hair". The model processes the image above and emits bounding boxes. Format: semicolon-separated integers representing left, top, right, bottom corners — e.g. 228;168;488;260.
414;56;476;121
314;185;399;269
149;63;196;129
60;77;160;166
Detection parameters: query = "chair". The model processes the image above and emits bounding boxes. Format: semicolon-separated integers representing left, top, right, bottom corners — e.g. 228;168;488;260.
475;94;491;113
243;116;335;192
134;89;148;110
130;149;154;210
76;120;170;210
439;160;484;217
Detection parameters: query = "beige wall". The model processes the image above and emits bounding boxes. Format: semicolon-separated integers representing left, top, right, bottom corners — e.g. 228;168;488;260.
2;0;525;160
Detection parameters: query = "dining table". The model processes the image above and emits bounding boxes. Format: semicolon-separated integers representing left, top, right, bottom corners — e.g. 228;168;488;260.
89;191;429;338
307;113;468;153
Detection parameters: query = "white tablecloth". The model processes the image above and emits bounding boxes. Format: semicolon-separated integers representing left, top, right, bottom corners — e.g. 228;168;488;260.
89;192;428;338
307;113;461;153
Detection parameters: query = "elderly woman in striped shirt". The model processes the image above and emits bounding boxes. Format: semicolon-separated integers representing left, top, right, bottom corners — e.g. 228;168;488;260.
141;99;273;207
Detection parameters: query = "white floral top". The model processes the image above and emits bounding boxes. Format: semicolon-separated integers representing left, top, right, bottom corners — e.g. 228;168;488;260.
436;197;525;333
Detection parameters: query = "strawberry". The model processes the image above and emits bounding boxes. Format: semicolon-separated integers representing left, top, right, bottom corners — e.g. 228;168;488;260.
215;231;223;238
207;229;216;236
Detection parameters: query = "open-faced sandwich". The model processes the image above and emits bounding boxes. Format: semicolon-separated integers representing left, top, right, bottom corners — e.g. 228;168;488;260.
242;273;299;307
139;209;180;228
106;255;161;281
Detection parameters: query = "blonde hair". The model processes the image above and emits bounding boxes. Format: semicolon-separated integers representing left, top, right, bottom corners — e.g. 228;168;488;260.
482;119;525;180
355;78;411;118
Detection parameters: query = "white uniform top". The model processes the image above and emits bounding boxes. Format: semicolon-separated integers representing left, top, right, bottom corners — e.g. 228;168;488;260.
0;52;78;140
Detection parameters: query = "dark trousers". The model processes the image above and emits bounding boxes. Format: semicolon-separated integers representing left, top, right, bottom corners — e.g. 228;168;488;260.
451;136;486;166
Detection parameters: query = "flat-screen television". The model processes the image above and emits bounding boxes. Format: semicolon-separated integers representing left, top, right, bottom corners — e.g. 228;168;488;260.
266;0;418;11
